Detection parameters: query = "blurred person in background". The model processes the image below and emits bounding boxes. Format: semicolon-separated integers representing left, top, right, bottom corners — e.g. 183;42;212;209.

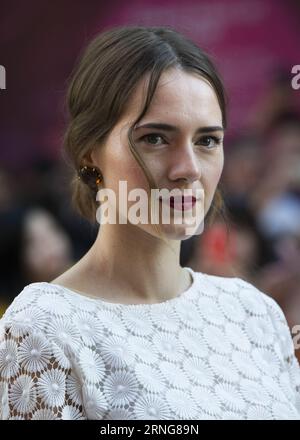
0;169;24;315
250;111;300;225
0;158;97;314
20;208;74;284
248;112;300;361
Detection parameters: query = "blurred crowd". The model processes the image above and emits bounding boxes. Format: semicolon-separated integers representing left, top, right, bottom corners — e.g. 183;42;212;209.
1;69;300;361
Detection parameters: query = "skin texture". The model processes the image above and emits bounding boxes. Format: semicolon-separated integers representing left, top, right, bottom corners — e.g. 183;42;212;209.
52;67;225;304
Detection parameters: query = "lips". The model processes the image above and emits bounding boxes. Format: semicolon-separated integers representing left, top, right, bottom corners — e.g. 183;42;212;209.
159;195;197;211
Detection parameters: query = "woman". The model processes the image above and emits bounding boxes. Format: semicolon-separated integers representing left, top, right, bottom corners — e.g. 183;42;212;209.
0;25;299;420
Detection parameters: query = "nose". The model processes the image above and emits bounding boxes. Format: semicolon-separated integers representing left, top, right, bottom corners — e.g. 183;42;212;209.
168;144;201;183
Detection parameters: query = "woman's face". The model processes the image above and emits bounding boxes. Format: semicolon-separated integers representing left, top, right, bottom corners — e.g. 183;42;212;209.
90;67;224;240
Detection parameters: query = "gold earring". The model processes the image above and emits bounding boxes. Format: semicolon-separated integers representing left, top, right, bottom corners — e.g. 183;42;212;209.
78;165;103;191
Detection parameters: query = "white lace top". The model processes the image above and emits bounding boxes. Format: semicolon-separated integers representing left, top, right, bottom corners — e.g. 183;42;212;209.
0;267;300;420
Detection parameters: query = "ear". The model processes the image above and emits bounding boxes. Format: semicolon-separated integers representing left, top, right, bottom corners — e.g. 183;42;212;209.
81;148;99;168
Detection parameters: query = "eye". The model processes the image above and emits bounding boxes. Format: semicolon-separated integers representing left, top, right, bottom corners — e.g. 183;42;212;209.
139;133;166;146
197;135;222;149
138;133;222;149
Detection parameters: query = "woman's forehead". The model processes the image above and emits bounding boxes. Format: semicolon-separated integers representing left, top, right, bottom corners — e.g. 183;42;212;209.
121;69;222;128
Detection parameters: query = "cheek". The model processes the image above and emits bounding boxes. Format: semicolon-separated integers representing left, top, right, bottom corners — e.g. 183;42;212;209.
104;148;150;197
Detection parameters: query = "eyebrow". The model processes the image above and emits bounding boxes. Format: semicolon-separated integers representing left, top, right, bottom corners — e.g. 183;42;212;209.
134;122;224;134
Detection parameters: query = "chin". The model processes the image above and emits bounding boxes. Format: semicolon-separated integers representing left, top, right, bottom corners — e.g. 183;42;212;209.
136;213;206;240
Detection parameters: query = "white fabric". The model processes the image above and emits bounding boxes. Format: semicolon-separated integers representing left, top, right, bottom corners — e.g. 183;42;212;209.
0;267;300;420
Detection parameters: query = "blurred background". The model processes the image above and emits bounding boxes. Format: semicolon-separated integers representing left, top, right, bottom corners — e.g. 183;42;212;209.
0;0;300;360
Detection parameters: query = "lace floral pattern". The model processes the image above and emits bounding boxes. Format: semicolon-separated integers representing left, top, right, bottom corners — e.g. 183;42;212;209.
0;267;300;420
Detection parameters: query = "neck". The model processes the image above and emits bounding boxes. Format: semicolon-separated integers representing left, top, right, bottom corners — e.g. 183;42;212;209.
84;222;191;303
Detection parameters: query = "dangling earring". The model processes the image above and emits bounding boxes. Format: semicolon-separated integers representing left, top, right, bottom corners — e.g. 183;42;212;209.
77;165;103;191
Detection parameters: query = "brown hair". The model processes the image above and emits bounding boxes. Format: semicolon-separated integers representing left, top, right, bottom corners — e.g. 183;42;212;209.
63;24;228;231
